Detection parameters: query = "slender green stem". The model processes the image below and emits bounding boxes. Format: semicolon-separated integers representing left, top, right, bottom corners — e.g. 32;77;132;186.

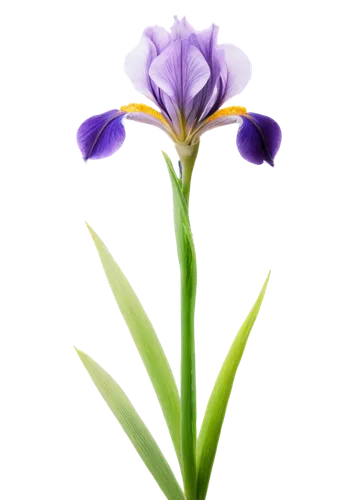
163;149;200;500
179;158;198;500
175;142;199;206
182;158;195;209
173;145;200;500
179;235;198;500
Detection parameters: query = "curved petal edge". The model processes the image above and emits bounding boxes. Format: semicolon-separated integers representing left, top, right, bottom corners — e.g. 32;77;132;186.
77;110;126;161
236;113;281;166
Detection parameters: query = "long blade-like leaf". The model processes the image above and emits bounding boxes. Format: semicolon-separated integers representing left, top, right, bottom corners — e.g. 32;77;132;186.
76;349;185;500
196;272;271;500
85;224;181;467
163;152;197;499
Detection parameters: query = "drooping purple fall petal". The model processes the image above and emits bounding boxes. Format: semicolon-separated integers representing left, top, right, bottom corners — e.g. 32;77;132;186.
236;113;282;166
149;39;210;108
77;110;126;161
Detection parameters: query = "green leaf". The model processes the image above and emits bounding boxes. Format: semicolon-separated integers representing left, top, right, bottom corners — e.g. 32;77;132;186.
163;151;197;500
196;272;271;500
75;349;185;500
85;223;181;468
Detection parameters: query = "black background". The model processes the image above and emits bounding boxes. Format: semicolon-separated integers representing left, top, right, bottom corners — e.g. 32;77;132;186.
64;4;297;500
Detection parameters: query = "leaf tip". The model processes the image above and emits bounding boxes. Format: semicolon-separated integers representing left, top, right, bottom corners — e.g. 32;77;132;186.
159;148;169;169
72;344;82;356
81;217;93;228
264;267;274;281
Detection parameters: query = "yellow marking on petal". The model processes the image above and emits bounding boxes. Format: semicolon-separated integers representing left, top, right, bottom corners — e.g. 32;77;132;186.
206;106;247;123
120;103;169;127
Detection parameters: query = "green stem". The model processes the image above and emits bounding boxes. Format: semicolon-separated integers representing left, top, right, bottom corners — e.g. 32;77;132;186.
182;165;193;203
175;142;199;205
179;235;198;500
175;143;200;500
164;144;200;500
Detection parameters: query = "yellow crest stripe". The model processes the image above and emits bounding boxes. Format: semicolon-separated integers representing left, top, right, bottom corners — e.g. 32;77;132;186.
205;106;247;123
120;103;169;127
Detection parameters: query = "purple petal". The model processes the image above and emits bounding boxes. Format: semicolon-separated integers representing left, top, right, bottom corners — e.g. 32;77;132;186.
124;35;157;102
189;24;219;64
149;39;210;107
219;44;252;103
170;16;195;40
186;24;223;124
236;113;282;166
197;53;228;120
144;25;171;54
160;92;182;136
77;110;126;161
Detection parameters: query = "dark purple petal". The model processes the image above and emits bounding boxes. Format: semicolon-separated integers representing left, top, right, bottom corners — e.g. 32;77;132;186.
149;39;210;108
170;16;195;40
236;113;282;166
77;110;126;161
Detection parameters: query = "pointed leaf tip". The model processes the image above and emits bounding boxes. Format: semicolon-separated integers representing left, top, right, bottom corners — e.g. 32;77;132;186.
264;267;274;280
83;225;182;468
76;349;185;500
72;344;85;361
160;148;170;170
196;272;271;500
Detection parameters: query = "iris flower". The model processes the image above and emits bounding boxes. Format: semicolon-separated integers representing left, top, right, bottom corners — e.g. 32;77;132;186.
76;17;280;500
77;16;281;177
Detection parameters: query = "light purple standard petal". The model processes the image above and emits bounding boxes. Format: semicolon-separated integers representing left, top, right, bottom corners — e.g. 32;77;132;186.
236;113;282;166
144;25;171;54
186;24;223;124
170;16;195;40
149;39;210;108
219;44;252;104
189;24;219;65
77;110;126;161
124;35;157;102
